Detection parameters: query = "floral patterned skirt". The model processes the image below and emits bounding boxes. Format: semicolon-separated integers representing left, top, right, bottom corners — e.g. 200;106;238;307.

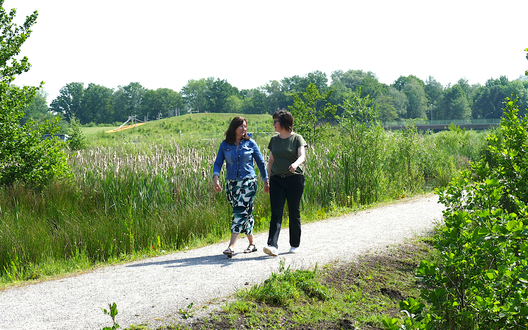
225;177;257;235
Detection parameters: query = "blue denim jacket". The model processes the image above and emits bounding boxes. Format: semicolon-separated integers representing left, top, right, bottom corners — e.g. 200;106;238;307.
213;139;268;182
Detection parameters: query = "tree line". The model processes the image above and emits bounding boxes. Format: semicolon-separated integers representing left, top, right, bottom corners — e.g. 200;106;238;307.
22;70;528;126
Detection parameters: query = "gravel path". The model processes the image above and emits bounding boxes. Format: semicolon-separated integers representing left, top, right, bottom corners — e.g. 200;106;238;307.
0;193;444;330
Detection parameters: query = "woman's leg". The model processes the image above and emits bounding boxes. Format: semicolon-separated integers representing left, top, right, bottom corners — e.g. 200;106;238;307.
267;176;287;248
227;233;239;250
286;175;305;248
226;178;257;251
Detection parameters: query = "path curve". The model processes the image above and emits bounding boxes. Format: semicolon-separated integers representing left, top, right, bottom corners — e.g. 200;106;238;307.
0;194;444;330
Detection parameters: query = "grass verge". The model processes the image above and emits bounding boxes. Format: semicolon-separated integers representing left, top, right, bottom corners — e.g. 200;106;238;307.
134;235;436;330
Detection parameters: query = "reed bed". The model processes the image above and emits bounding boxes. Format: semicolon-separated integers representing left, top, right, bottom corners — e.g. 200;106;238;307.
0;126;488;284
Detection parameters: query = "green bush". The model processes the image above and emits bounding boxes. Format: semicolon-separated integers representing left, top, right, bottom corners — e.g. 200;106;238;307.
385;98;528;329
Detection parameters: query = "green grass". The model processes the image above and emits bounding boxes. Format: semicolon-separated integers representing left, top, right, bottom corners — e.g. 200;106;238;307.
146;235;437;330
81;126;119;137
86;113;274;146
0;114;489;291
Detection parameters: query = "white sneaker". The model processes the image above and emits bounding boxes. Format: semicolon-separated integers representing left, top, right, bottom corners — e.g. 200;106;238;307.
289;246;300;253
263;246;278;256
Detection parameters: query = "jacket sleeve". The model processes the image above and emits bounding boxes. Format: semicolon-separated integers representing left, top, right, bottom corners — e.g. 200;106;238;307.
212;143;225;178
251;140;268;182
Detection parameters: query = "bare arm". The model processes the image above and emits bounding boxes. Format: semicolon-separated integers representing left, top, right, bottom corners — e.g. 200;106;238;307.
267;152;274;178
288;146;306;173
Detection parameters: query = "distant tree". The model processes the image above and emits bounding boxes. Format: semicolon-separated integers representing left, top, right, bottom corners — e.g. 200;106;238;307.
332;69;378;92
374;94;398;122
359;76;385;99
241;89;268;114
473;83;506;119
504;79;528;115
141;88;183;119
82;83;114;124
204;78;239;113
388;87;409;119
289;83;337;144
399;77;428;119
67;115;87;151
20;88;54;126
393;75;425;91
424;76;444;105
441;84;471;119
113;82;145;122
224;94;243;113
50;82;85;122
181;78;208;113
262;80;287;114
282;71;328;95
525;47;528;75
0;4;69;187
330;70;380;116
457;78;474;108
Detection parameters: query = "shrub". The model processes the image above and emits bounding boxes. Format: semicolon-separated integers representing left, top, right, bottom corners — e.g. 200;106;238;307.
385;98;528;329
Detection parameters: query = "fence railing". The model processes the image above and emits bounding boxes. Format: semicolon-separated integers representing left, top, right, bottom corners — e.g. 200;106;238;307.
382;118;502;127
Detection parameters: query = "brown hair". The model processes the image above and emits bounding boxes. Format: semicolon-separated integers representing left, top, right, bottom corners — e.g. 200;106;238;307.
272;109;293;133
224;116;250;145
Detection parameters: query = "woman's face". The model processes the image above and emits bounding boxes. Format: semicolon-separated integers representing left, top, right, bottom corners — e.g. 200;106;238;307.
236;120;248;138
273;118;281;132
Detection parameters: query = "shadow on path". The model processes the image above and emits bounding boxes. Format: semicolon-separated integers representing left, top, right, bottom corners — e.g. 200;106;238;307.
126;253;273;268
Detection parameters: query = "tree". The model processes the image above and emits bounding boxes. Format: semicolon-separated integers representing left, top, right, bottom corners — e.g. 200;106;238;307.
263;80;288;113
241;89;268;114
224;94;242;113
204;78;239;113
0;3;69;187
441;84;471;119
374;94;398;122
181;78;208;113
141;88;183;119
388;86;409;118
20;88;54;126
401;78;427;119
424;76;444;104
473;84;506;119
289;83;337;144
504;79;528;116
525;48;528;76
67;115;87;151
82;83;114;124
113;82;145;122
330;70;381;116
50;82;85;122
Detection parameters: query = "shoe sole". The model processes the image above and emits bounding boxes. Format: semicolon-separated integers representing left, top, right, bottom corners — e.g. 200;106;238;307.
223;250;233;258
263;247;278;256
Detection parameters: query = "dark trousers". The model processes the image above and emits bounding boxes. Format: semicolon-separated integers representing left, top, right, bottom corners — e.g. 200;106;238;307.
267;174;305;248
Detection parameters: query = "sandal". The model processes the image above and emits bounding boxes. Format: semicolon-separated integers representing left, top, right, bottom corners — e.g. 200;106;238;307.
223;247;234;258
244;244;257;253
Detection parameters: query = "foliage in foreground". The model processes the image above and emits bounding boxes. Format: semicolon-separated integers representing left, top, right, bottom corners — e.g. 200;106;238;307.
385;98;528;329
0;4;70;187
150;238;434;330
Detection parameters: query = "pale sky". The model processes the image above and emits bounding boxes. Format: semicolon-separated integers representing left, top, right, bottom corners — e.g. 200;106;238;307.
4;0;528;104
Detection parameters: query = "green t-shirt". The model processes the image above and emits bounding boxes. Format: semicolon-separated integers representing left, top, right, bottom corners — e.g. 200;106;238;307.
268;133;307;176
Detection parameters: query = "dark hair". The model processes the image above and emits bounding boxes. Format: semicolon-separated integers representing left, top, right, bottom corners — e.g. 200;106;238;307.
272;109;293;133
224;116;250;145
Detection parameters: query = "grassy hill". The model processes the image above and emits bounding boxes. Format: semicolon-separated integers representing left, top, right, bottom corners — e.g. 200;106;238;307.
82;113;273;145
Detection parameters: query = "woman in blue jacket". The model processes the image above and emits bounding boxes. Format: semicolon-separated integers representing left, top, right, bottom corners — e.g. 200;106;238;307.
213;116;269;258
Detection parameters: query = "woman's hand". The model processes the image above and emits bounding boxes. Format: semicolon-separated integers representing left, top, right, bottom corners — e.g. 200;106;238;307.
213;176;222;192
263;184;269;194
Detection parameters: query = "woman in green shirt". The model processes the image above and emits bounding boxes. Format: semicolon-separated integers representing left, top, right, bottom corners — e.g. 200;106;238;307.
263;110;307;257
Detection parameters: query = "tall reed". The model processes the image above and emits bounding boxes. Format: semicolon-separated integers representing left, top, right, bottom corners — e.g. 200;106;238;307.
0;126;488;283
